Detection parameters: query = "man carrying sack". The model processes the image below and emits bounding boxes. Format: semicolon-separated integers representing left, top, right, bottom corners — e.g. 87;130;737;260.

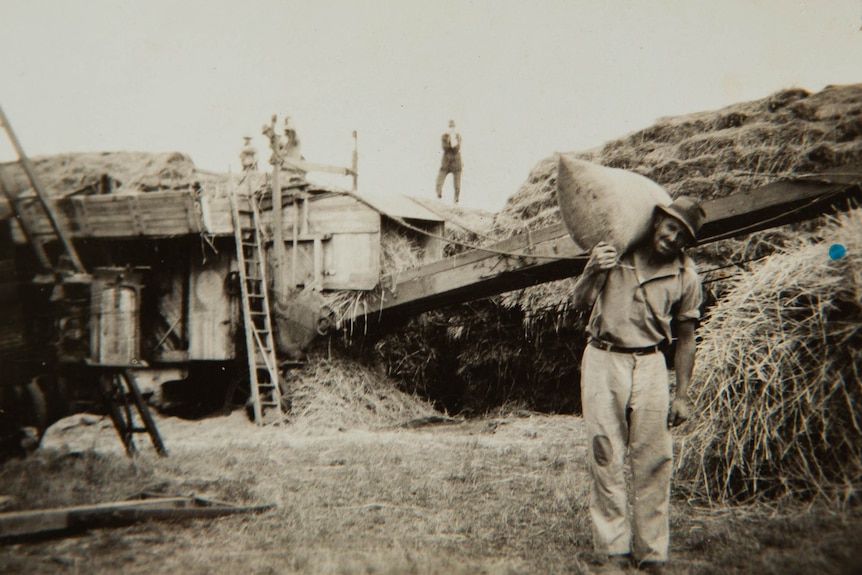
572;196;706;575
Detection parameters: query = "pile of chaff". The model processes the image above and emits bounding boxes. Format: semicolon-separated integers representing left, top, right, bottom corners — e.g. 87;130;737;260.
677;209;862;504
281;350;439;433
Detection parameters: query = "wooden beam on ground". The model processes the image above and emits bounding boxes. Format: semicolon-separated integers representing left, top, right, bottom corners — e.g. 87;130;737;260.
357;169;862;320
0;496;274;540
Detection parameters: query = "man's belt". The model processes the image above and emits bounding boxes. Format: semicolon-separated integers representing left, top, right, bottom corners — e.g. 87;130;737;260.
588;337;664;356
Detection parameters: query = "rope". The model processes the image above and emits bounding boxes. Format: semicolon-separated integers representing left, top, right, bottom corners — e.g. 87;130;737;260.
326;188;588;262
699;186;851;243
261;176;858;272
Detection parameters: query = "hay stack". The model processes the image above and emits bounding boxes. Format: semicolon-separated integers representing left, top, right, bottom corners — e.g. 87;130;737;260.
0;151;201;219
0;151;197;196
282;351;438;433
497;84;862;236
677;209;862;504
491;83;862;318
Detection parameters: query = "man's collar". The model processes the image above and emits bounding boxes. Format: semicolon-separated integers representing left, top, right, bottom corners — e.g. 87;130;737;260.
630;246;686;284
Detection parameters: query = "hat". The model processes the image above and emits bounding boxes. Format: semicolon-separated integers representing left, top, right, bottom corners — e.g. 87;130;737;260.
655;196;706;242
284;116;296;131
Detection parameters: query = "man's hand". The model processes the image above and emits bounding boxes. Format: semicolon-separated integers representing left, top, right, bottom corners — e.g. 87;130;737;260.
668;398;693;428
587;242;618;272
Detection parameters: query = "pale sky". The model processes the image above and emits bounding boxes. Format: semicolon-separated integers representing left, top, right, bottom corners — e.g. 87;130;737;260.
2;0;860;211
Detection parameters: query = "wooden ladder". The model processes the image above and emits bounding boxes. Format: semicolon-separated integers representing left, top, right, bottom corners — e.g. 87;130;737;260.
231;192;284;424
0;104;86;275
98;370;167;457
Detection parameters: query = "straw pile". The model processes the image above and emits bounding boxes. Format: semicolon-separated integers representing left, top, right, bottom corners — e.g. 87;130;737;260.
489;84;861;317
0;151;197;197
497;84;862;235
282;349;439;433
677;209;862;504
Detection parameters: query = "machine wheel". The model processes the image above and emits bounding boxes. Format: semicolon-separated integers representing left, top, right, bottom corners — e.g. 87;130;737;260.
317;305;335;335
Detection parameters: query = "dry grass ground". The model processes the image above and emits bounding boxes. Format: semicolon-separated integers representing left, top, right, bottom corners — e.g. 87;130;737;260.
1;412;861;575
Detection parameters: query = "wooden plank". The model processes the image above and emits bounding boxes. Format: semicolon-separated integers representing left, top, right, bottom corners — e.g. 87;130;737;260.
0;498;190;538
356;175;862;319
14;190;208;240
200;194;235;235
0;497;273;539
282;157;354;177
299;194;379;235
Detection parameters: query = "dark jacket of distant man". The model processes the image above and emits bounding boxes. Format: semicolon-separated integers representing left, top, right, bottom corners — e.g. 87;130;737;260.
435;120;462;203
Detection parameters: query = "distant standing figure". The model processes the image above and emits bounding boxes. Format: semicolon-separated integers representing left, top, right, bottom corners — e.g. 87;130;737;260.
280;116;306;181
436;120;462;203
240;136;257;171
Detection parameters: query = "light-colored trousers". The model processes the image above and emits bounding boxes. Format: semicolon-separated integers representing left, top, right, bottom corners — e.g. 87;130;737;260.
580;345;673;563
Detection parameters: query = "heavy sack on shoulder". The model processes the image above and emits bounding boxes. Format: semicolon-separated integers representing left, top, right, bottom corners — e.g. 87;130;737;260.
555;154;671;253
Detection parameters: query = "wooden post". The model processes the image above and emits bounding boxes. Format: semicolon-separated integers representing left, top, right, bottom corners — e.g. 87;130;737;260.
351;130;358;192
292;201;299;289
267;116;286;302
0;104;86;274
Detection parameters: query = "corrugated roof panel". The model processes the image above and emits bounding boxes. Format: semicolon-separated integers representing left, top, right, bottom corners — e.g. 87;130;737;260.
354;192;444;222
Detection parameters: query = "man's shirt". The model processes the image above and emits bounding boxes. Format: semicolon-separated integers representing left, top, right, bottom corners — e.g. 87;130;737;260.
587;251;702;348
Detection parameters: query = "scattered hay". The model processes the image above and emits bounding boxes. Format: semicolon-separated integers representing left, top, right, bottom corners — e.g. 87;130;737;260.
380;227;425;276
283;352;439;433
677;209;862;504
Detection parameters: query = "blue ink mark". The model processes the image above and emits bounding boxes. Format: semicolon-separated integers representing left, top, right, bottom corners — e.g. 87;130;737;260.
828;243;846;260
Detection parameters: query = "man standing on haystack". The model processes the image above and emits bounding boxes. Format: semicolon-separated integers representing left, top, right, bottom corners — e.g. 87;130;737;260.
435;119;462;203
571;196;706;575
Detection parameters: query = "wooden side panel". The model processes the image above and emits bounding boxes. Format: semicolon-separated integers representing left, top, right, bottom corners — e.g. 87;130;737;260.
322;232;380;291
18;191;208;240
187;251;236;360
273;195;381;291
278;232;380;293
136;193;200;236
70;195;139;237
199;194;237;235
281;195;379;237
278;242;315;293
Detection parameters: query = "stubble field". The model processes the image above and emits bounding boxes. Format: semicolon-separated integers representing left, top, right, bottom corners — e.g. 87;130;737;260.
1;410;861;574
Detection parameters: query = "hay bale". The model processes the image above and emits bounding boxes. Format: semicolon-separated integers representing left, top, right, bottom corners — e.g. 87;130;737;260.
555;154;671;253
677;209;862;504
